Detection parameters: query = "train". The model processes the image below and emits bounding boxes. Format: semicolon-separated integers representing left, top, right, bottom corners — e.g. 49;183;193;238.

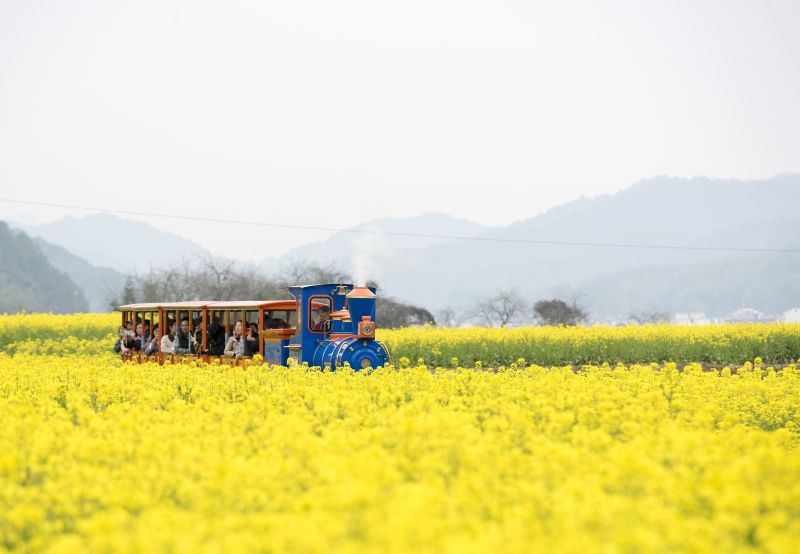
118;283;390;370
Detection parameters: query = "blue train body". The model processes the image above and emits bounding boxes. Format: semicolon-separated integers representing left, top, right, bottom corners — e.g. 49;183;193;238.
287;283;390;371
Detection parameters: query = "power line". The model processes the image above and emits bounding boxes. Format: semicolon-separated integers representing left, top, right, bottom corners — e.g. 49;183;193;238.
1;196;798;255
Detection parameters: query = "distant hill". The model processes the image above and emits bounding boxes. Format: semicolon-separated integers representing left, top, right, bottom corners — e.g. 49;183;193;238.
581;253;800;319
0;222;88;313
21;213;209;273
277;175;800;317
34;238;125;312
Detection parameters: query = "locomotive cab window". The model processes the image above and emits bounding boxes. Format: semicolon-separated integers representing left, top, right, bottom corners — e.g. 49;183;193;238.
309;297;332;333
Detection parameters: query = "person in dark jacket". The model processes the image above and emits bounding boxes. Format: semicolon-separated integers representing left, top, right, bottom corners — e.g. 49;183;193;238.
114;326;137;353
204;316;226;356
174;318;197;354
243;323;260;357
144;324;160;355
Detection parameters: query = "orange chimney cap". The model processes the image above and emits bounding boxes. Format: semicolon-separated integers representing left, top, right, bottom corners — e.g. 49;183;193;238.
346;286;376;299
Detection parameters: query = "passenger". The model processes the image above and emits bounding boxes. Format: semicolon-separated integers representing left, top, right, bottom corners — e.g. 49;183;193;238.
126;324;140;352
115;326;138;354
114;326;127;353
311;305;331;332
207;315;226;356
194;323;203;349
266;317;288;329
144;324;160;355
224;321;244;358
140;321;152;351
160;320;177;354
243;322;260;357
174;318;197;355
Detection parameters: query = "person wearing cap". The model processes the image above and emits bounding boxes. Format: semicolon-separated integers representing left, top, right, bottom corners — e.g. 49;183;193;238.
311;305;331;332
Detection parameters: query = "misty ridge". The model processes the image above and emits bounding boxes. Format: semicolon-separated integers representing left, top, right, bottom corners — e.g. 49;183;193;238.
3;174;800;324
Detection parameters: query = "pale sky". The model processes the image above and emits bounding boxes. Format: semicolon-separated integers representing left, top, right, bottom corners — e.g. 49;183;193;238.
1;0;798;260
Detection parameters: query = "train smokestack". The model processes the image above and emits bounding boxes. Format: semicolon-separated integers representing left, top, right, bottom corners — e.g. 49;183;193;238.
346;286;376;334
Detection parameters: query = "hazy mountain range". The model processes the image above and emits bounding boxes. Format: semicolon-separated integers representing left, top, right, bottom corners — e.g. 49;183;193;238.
33;239;125;312
278;174;800;317
17;213;207;273
2;174;799;318
0;222;88;314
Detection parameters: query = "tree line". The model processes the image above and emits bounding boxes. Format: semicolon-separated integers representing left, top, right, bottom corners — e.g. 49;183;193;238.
113;257;671;328
437;289;589;327
112;257;437;329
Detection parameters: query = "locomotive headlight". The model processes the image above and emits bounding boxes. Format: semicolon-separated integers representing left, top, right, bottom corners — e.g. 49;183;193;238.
357;316;376;339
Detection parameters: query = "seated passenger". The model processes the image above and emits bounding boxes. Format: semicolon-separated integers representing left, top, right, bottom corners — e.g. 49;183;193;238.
311;305;331;332
193;317;203;342
224;321;244;358
145;324;160;355
243;323;260;357
174;318;197;355
114;326;128;353
160;320;177;354
266;317;289;329
141;321;151;349
115;326;138;354
207;316;226;356
134;322;145;350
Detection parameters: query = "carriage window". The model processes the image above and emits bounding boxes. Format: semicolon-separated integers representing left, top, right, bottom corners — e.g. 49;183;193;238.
247;310;258;326
308;296;332;333
165;311;176;333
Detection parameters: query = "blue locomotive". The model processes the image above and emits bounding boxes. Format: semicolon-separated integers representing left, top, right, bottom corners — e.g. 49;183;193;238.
287;283;390;370
118;283;390;371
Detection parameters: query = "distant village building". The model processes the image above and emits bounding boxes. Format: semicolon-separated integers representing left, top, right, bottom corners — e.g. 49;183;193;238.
673;312;711;325
725;307;766;323
782;308;800;323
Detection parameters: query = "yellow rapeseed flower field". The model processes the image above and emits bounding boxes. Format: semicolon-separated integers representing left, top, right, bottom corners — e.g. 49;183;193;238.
2;313;800;365
380;323;800;366
1;314;799;552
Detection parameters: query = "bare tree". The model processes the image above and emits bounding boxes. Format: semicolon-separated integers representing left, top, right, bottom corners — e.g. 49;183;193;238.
476;289;527;327
196;255;239;299
628;310;672;324
278;258;350;287
437;306;475;328
127;257;285;303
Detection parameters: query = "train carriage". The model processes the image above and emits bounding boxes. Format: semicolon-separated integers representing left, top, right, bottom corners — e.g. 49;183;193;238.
119;283;390;370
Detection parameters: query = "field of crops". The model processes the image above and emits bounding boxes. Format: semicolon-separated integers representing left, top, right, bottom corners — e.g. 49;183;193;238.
2;313;800;365
1;314;799;552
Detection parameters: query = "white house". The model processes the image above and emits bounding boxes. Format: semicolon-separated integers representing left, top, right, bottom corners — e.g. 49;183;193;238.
725;307;766;323
674;312;711;325
782;308;800;323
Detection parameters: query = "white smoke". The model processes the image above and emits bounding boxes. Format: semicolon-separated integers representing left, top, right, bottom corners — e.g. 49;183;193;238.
351;225;384;287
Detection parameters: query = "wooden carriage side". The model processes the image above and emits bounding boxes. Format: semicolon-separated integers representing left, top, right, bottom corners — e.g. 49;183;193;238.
119;300;301;366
